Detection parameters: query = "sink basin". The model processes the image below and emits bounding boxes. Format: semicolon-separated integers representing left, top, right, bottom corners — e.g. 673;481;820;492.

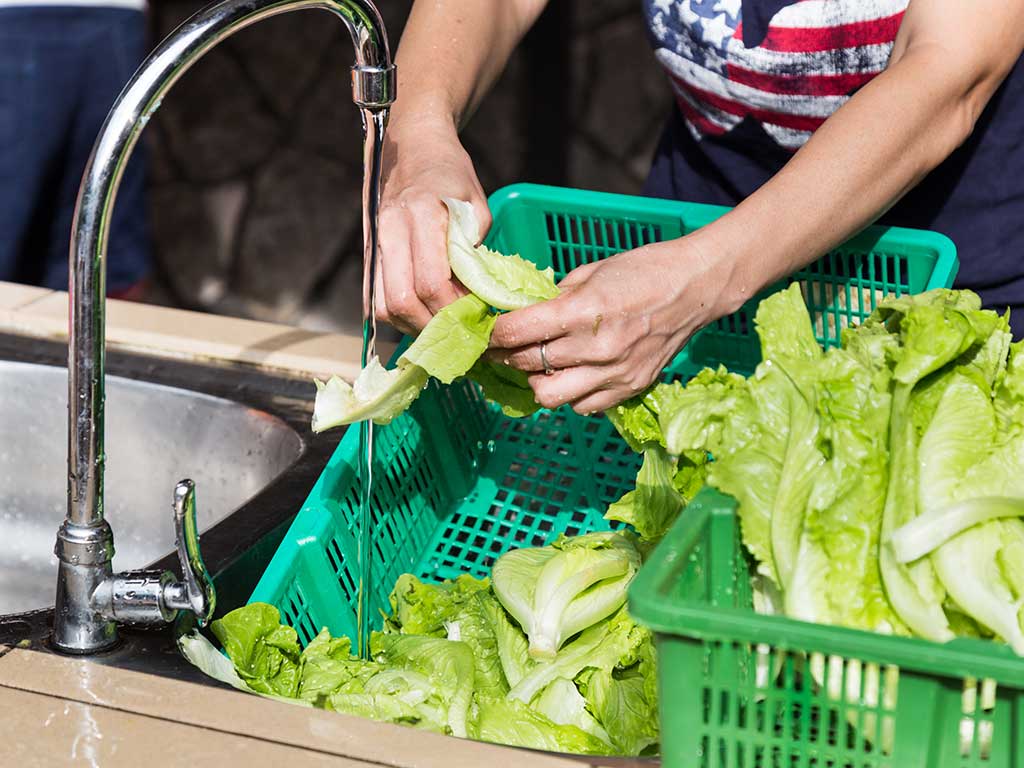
0;359;304;615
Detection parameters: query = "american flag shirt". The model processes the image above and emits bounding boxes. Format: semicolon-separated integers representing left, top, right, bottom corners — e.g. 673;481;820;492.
645;0;908;151
642;0;1024;338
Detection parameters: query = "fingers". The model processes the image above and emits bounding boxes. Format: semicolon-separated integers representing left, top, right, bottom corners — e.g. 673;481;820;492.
376;205;432;332
528;366;656;415
569;390;629;416
494;337;568;373
490;260;608;350
555;259;601;289
490;294;577;349
527;366;622;411
410;201;465;314
471;195;493;244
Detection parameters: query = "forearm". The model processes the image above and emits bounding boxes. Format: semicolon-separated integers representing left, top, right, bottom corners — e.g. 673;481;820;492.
393;0;549;130
697;45;1005;314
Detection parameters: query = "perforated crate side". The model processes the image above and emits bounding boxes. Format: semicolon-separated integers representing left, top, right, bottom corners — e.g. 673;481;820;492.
632;491;1024;768
410;406;631;584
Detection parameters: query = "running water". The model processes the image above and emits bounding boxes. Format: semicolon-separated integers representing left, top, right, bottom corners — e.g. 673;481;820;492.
356;107;388;659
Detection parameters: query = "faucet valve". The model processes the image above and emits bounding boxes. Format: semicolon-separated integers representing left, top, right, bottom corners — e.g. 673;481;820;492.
90;480;216;627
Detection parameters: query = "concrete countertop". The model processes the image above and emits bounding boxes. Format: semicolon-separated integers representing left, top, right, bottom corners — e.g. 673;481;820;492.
0;646;597;768
0;281;596;767
0;281;395;383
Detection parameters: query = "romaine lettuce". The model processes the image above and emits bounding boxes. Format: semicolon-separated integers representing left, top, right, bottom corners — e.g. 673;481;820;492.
443;197;560;310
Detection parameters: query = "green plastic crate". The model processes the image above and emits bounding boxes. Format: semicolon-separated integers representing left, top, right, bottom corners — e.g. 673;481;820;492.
629;488;1024;768
247;183;959;749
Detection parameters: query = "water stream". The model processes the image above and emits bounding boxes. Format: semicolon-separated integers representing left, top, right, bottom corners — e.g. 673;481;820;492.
356;107;388;658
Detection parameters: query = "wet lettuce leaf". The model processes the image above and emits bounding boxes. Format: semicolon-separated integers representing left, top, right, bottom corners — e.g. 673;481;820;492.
467;359;541;418
399;294;496;385
312;359;429;431
605;446;685;540
443;197;560;310
491;531;641;660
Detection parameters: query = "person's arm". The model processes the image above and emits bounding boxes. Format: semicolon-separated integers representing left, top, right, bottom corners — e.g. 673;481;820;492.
490;0;1024;414
376;0;549;333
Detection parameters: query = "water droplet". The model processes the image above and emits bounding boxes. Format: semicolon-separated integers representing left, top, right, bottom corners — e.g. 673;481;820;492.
486;440;496;453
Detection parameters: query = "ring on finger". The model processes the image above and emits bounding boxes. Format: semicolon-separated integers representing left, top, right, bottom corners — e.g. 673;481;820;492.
540;343;555;375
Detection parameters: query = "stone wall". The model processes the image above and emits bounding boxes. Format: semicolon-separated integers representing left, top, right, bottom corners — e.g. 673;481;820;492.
146;0;670;333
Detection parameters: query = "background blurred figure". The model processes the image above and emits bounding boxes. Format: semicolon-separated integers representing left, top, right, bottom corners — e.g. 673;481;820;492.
0;5;152;298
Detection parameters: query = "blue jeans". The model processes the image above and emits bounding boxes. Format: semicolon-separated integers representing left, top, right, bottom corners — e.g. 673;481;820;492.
0;8;151;293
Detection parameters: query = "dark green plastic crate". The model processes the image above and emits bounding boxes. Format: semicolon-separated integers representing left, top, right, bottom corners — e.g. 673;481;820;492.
630;488;1024;768
248;183;959;753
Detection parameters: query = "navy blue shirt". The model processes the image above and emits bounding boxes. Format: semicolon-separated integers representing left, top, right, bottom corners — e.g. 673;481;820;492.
643;0;1024;336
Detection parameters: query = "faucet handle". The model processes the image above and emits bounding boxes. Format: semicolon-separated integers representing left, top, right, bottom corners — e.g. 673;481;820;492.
166;479;216;626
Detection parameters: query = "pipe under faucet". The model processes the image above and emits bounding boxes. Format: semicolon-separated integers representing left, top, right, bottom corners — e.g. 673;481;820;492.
53;0;395;654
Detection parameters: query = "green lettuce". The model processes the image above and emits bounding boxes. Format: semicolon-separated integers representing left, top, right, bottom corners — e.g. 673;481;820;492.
605;446;685;540
605;387;669;452
507;607;649;705
792;348;901;632
312;359;429;431
210;602;303;697
399;294;496;385
471;696;610;754
467;359;540;418
534;678;612;747
576;630;659;756
491;531;641;659
874;295;1003;641
371;633;476;737
299;630;380;704
383;573;491;637
695;285;825;590
443;197;560;310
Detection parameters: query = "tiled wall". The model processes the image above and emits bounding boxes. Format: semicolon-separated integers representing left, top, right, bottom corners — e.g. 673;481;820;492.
146;0;671;333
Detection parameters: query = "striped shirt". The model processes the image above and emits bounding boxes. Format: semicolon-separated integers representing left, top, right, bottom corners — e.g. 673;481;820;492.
646;0;908;150
642;0;1024;337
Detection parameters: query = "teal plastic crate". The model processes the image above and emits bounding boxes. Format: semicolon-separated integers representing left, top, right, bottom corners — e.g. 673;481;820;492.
629;488;1024;768
248;182;958;682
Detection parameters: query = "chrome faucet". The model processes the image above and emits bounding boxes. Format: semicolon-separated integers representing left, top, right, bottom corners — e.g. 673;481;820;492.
53;0;395;654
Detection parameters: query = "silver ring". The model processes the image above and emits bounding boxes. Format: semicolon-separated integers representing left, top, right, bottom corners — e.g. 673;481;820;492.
540;343;554;375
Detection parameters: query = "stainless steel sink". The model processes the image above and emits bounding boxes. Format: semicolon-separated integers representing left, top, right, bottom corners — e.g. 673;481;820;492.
0;360;303;615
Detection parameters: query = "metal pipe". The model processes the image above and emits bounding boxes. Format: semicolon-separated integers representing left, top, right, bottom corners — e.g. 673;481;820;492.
54;0;394;654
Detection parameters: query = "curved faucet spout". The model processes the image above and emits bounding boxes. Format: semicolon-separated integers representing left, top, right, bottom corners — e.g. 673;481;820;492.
55;0;395;654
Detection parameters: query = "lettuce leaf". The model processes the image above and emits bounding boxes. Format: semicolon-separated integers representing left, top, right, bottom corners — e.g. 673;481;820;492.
370;633;477;738
443;198;560;310
467;359;540;418
534;678;612;747
312;359;429;431
576;631;659;756
210;603;303;697
399;294;496;384
471;695;611;754
605;388;667;452
492;532;640;659
794;348;902;632
605;446;684;540
383;573;491;637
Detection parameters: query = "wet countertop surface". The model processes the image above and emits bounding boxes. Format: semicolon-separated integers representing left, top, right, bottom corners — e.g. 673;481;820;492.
0;646;599;767
0;281;628;767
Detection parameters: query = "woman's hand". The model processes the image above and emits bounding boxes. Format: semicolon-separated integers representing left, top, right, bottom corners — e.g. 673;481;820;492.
375;116;490;334
489;234;743;414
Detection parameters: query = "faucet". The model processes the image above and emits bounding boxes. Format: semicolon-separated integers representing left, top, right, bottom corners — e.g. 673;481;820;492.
53;0;396;654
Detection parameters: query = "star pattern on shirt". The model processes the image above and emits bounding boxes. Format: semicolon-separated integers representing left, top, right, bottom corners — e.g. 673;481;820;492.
666;0;738;64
